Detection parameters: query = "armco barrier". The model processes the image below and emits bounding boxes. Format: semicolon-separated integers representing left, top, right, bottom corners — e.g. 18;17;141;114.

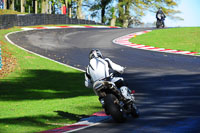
0;14;103;29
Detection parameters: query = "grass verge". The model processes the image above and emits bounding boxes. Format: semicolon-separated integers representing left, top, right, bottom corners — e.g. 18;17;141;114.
0;26;101;133
129;27;200;54
0;9;26;15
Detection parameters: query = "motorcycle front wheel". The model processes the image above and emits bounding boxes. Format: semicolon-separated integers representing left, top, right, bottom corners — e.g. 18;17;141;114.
104;94;125;123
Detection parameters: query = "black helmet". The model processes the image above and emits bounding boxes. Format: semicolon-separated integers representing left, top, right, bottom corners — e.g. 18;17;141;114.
89;49;103;59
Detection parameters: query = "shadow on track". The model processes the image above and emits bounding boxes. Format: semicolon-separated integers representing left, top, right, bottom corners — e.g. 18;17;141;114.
110;72;200;132
79;72;200;133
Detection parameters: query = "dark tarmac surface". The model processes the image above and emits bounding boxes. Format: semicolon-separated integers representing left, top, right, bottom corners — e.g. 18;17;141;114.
8;28;200;133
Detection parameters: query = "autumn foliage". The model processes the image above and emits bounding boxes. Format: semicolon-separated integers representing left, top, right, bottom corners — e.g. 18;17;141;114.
0;41;17;78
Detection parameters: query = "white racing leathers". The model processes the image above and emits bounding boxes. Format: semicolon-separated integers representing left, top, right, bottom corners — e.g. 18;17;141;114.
85;57;125;95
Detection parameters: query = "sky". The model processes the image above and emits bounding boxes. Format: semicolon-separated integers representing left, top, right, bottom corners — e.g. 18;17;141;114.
142;0;200;27
85;0;200;27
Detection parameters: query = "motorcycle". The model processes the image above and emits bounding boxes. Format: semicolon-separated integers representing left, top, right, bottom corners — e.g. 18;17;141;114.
156;14;165;28
93;73;139;122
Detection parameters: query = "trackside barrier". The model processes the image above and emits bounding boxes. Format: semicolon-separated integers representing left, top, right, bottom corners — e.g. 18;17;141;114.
0;14;103;29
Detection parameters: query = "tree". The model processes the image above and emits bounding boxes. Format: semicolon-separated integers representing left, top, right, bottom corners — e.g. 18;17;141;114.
20;0;25;12
64;0;86;19
117;0;148;27
89;0;112;23
109;7;116;26
34;0;37;14
41;0;46;13
41;0;51;14
101;0;112;23
123;0;131;28
9;0;15;10
117;0;181;28
3;0;6;9
117;0;123;25
3;0;14;10
75;0;83;19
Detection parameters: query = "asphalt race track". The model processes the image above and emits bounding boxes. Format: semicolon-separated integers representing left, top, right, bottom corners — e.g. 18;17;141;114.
8;28;200;132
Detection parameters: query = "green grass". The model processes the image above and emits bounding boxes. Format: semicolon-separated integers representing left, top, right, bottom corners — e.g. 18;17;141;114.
129;27;200;53
0;9;26;15
2;26;199;132
0;27;101;132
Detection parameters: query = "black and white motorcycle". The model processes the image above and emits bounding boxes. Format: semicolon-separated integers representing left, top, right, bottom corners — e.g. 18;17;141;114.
156;14;165;28
93;73;139;122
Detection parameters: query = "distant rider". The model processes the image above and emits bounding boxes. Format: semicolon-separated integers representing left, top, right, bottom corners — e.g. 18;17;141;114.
156;8;166;27
84;49;135;106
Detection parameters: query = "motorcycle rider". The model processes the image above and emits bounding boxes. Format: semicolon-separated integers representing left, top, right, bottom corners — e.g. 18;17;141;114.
156;8;166;27
84;49;135;107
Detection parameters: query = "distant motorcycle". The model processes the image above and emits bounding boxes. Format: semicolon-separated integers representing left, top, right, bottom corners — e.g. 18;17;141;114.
93;73;139;122
156;14;165;28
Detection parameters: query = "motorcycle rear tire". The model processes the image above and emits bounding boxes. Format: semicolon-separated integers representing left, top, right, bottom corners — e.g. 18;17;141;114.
104;94;125;123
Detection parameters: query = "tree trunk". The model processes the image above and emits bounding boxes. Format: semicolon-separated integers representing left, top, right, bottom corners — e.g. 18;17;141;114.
65;0;68;15
67;0;72;18
69;7;72;18
101;5;105;23
110;18;116;26
123;19;129;28
10;0;15;10
35;0;38;14
118;0;124;25
20;0;25;12
46;0;49;14
77;0;83;19
65;0;72;18
122;2;130;28
110;8;116;26
4;0;7;9
41;0;46;13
